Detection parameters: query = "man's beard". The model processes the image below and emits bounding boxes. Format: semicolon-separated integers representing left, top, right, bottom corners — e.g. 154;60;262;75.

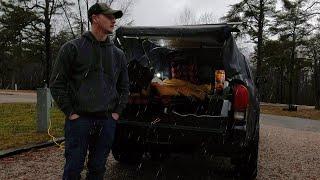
103;27;113;34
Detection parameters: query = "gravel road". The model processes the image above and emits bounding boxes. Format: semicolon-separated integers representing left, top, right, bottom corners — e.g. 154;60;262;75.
0;91;36;103
1;118;320;180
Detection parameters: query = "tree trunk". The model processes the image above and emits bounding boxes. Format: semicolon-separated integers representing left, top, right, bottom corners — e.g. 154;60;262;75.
288;22;297;110
11;73;15;90
314;53;320;110
86;0;90;31
44;0;52;87
293;68;300;104
280;64;284;103
77;0;84;34
255;0;264;85
276;67;281;102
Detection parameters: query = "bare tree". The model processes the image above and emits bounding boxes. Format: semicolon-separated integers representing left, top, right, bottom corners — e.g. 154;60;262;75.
107;0;135;26
77;0;84;34
86;0;90;30
20;0;74;86
198;12;218;24
176;7;196;25
75;0;135;31
176;7;217;25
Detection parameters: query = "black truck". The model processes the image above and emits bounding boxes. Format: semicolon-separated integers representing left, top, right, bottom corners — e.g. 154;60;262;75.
112;24;260;179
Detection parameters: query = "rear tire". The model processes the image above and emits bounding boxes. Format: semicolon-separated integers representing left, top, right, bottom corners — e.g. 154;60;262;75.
112;130;143;164
233;130;259;180
112;148;143;164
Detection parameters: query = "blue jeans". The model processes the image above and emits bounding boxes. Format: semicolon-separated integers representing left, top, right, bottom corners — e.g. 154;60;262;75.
62;115;117;180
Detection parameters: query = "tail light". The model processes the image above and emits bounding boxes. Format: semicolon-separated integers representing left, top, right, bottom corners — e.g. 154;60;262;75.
233;84;249;120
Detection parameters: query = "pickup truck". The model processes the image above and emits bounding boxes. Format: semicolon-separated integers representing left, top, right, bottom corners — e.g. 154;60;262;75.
112;24;260;179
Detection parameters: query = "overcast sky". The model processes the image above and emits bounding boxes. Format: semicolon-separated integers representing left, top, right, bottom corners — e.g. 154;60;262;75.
127;0;253;56
130;0;241;26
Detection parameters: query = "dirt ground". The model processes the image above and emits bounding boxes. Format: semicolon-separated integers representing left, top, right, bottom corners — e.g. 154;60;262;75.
1;123;320;179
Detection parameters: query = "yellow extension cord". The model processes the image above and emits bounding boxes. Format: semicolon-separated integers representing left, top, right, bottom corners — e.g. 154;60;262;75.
47;117;65;150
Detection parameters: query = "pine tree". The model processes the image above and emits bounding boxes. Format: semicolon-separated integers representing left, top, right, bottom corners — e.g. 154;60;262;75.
270;0;319;110
222;0;276;84
0;1;39;88
19;0;74;86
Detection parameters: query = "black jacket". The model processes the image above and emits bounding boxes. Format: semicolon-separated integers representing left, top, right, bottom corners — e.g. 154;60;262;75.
50;31;129;117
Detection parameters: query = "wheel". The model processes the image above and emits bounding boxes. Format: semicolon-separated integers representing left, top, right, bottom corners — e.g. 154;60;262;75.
112;130;143;164
112;148;143;164
233;130;259;180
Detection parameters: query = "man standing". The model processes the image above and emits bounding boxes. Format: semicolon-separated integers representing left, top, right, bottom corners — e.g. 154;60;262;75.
49;3;129;180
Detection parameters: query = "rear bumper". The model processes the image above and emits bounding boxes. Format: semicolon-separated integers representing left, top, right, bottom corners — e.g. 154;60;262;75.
115;120;247;156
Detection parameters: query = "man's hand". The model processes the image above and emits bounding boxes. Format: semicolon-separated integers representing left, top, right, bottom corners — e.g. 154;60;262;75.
69;113;80;120
112;113;119;121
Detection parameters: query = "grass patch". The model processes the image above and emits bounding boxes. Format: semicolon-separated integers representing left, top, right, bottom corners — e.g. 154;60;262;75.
1;102;318;150
0;103;65;150
261;105;320;120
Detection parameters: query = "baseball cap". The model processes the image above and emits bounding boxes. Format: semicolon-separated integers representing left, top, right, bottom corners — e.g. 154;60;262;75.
88;3;123;19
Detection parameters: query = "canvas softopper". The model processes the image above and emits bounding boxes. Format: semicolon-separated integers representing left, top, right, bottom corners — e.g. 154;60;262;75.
115;24;255;119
